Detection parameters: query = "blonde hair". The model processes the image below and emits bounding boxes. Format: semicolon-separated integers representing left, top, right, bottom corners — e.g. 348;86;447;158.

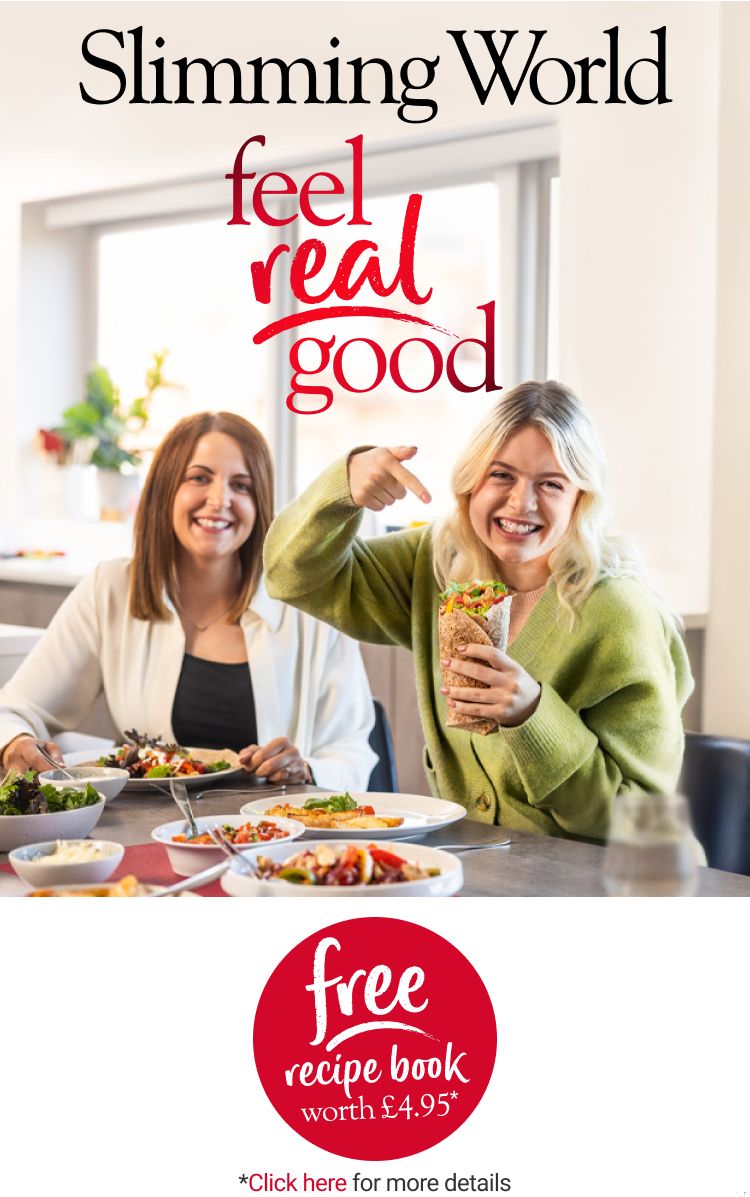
432;381;645;620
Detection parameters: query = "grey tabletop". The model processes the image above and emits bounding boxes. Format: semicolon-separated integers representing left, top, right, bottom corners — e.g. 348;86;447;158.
46;777;750;899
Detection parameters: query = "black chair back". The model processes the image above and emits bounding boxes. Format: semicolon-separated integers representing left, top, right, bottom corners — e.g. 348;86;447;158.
367;699;398;793
679;732;750;874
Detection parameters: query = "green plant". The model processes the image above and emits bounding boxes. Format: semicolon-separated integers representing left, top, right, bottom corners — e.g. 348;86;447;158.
57;351;168;472
58;366;137;471
129;349;169;429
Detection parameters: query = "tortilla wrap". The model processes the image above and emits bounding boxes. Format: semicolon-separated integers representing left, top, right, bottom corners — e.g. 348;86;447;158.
439;602;512;735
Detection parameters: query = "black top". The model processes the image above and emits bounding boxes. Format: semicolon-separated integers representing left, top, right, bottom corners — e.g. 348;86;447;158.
171;654;257;753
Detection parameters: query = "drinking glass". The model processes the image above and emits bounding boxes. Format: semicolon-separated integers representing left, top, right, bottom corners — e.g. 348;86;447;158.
602;793;700;897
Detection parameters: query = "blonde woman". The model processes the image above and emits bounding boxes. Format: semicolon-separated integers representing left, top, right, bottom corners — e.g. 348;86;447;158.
264;381;693;841
0;412;375;789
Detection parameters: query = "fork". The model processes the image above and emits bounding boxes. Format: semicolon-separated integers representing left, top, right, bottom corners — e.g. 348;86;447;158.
434;838;512;853
34;742;76;780
169;778;200;840
207;825;259;876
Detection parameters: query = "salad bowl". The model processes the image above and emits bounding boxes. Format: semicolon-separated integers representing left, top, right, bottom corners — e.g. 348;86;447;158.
0;770;106;852
0;799;106;852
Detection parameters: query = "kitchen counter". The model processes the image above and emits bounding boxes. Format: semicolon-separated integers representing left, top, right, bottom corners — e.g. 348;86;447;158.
0;622;43;686
0;556;105;587
0;623;43;654
0;517;132;586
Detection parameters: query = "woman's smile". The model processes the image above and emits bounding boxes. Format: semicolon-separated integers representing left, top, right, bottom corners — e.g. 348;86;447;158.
192;515;235;533
173;431;257;562
469;425;579;589
493;516;544;540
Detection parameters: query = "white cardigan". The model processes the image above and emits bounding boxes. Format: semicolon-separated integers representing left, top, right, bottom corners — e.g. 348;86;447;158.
0;558;377;792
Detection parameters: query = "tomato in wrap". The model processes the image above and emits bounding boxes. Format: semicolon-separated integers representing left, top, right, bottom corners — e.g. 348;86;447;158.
438;580;512;735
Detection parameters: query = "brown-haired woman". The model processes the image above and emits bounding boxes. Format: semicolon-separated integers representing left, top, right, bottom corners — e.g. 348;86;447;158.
0;413;376;788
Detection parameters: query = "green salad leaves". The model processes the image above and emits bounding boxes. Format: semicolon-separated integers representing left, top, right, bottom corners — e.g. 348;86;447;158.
0;770;101;817
302;792;358;813
144;764;173;778
144;759;230;778
206;759;231;773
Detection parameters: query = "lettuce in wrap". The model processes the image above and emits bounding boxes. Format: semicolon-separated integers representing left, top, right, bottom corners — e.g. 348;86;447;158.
438;581;512;735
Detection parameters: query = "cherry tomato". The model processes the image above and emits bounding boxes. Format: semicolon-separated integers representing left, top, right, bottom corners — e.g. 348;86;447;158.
369;847;406;869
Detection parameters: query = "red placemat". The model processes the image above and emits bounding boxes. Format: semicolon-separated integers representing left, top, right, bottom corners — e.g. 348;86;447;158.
1;842;227;897
112;843;227;896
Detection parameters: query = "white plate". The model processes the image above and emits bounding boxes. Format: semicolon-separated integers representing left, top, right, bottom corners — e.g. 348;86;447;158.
64;747;243;792
220;840;463;897
151;813;305;877
239;791;466;840
23;881;198;898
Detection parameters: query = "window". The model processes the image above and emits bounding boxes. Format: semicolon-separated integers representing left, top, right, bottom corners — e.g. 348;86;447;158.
97;217;276;443
28;127;559;518
289;180;501;519
546;173;560;380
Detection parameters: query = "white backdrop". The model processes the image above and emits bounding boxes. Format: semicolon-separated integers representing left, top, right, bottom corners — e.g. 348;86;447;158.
3;899;747;1197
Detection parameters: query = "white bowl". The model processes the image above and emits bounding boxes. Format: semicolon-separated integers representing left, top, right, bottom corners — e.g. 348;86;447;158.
151;813;306;877
0;798;106;853
9;839;124;887
38;767;129;804
220;840;463;898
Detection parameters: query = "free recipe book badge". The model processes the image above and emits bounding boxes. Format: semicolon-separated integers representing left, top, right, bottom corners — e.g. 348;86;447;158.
253;918;496;1160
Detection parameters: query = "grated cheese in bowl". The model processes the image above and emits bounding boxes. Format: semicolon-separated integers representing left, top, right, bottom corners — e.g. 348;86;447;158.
33;840;118;864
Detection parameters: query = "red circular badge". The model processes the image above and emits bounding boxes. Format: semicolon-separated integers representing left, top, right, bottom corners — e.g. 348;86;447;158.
253;917;496;1160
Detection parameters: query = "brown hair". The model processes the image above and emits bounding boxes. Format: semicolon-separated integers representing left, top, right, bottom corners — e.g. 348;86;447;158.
130;412;274;623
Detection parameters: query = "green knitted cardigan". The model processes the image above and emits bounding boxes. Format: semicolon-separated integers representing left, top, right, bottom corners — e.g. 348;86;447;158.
264;459;694;841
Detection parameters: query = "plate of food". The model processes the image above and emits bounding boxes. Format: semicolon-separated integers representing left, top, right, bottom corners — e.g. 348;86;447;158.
65;730;243;791
239;791;466;840
221;840;463;897
24;875;197;898
151;813;305;876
